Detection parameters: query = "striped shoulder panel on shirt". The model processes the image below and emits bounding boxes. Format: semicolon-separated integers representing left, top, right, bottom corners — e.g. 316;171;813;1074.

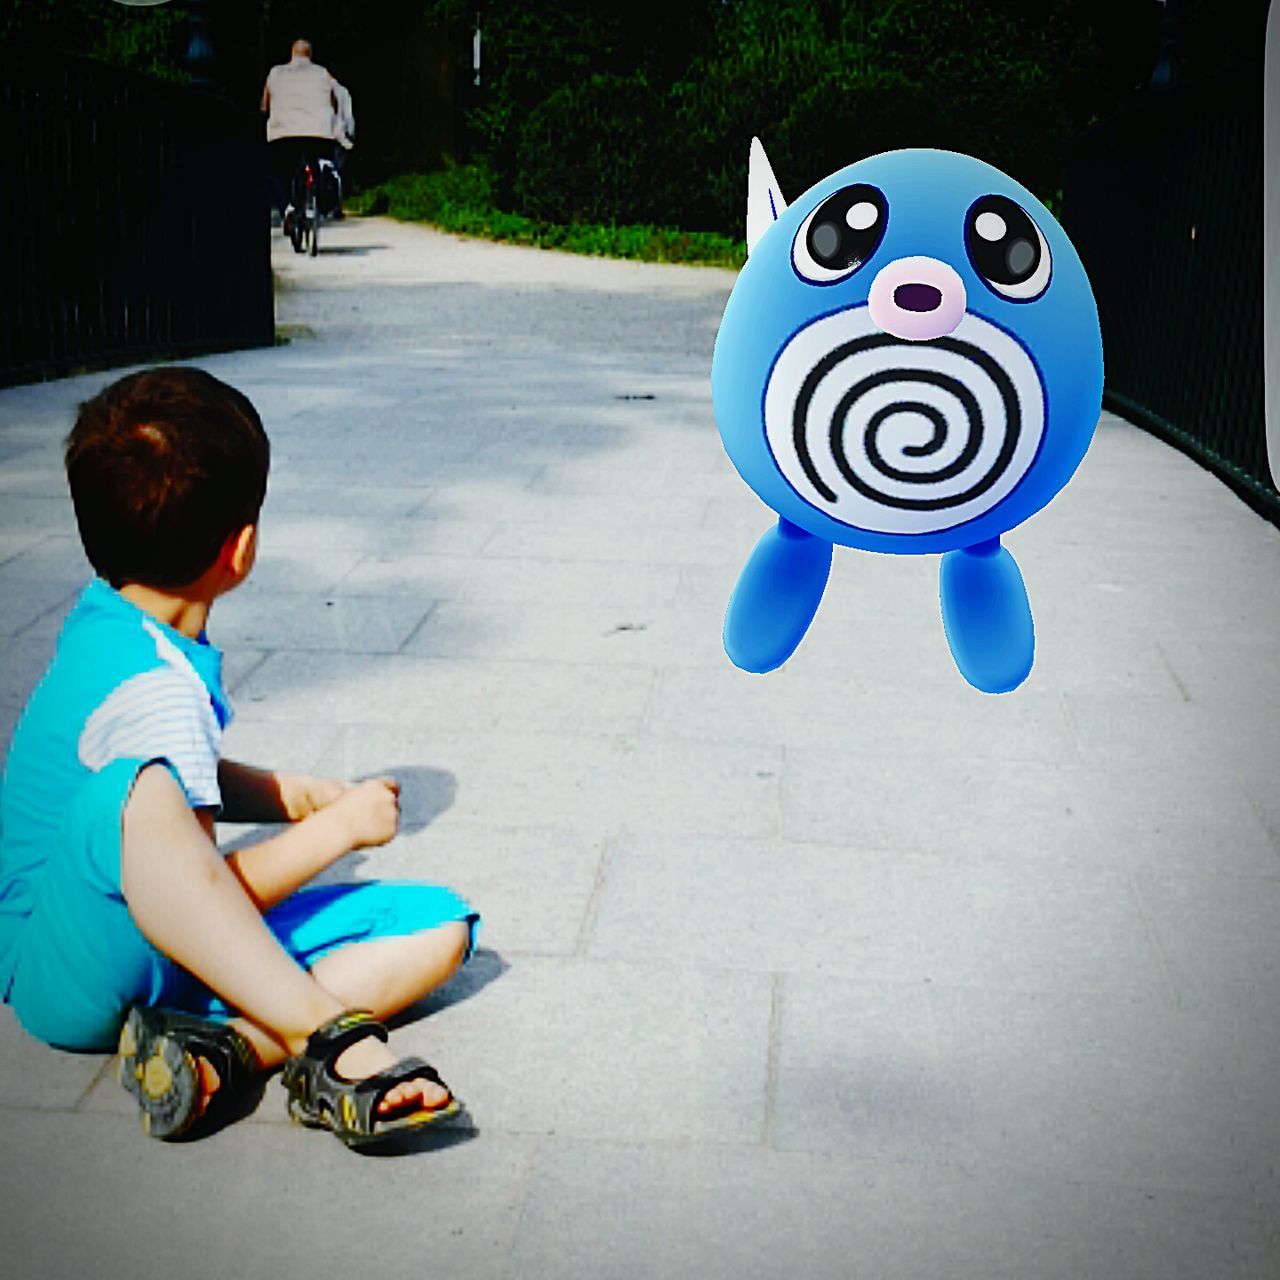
77;619;223;809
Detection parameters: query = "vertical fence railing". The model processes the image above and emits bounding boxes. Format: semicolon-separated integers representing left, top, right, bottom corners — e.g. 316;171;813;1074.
1;50;274;388
1061;59;1279;525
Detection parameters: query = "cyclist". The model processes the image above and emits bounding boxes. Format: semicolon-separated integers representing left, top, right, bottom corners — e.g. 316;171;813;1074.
261;39;345;236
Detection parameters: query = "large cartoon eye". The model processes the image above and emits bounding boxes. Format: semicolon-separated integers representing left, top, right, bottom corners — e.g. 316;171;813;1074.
792;184;888;285
964;195;1051;301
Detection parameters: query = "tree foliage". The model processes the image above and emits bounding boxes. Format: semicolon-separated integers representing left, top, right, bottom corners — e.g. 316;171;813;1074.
421;0;1167;235
0;0;189;80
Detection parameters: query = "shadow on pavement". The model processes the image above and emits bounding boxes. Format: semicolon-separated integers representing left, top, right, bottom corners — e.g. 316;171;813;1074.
391;946;510;1025
313;244;390;257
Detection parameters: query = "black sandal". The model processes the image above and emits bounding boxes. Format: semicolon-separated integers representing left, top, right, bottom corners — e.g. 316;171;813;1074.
117;1005;260;1140
280;1009;463;1150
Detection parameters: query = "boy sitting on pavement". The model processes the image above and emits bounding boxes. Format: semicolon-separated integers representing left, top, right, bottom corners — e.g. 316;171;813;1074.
0;367;479;1149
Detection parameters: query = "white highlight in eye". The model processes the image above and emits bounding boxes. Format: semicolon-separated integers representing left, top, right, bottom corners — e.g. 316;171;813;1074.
989;217;1052;300
975;211;1006;241
846;202;878;231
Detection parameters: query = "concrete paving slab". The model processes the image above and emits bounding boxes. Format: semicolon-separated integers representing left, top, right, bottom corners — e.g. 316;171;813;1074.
397;954;773;1145
0;577;78;638
216;718;341;775
1065;690;1280;803
510;1139;1279;1280
479;517;748;568
587;835;1171;999
782;749;1085;849
0;1107;534;1280
774;975;1280;1202
0;493;79;539
221;645;270;695
219;546;368;599
0;1006;107;1109
0;450;71;498
211;590;430;654
0;632;61;708
1133;870;1280;1004
643;661;1079;761
320;817;606;957
233;651;654;735
402;595;720;668
257;481;429;517
263;511;498;558
414;484;710;529
0;528;48;569
0;532;91;586
332;552;683;610
311;723;783;841
1062;758;1280;877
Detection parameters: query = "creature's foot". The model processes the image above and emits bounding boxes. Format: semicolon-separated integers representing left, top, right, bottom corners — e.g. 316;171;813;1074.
724;519;833;673
939;538;1035;694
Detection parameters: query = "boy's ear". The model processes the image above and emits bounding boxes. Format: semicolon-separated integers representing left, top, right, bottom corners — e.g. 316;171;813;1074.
225;523;257;577
746;136;787;256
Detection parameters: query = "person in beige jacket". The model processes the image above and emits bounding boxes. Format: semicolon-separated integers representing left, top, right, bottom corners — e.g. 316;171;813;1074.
261;40;341;226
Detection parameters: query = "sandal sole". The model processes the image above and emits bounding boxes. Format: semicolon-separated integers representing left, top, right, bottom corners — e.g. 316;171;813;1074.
287;1092;465;1149
117;1007;201;1140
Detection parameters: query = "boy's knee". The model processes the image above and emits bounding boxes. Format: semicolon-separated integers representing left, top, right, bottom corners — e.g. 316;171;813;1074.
445;917;476;966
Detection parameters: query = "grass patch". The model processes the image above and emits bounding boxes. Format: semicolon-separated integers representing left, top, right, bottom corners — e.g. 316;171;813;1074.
348;165;746;270
274;323;316;344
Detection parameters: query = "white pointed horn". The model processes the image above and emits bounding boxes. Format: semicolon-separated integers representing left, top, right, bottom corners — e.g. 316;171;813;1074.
746;136;787;256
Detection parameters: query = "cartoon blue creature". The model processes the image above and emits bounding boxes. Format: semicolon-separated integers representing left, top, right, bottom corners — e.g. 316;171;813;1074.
712;141;1104;693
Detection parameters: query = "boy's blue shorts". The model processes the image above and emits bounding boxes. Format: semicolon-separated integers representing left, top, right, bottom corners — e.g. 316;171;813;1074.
5;757;480;1053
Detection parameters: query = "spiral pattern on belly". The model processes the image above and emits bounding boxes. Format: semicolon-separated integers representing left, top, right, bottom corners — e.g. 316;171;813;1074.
763;309;1045;535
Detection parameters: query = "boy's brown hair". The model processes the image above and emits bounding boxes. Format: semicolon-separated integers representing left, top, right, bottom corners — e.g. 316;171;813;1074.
65;367;270;589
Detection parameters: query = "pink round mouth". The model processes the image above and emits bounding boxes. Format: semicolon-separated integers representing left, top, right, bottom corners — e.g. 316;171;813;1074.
867;256;967;341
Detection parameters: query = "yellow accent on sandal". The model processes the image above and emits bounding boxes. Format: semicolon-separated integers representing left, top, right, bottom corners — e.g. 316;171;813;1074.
142;1054;173;1098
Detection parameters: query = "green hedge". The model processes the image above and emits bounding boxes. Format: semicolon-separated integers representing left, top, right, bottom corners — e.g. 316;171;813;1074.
348;163;745;267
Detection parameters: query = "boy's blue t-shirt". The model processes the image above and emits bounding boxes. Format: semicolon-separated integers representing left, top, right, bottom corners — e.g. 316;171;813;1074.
0;578;233;998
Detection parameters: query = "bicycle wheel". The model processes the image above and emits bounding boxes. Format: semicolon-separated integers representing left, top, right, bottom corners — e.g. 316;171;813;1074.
307;194;319;257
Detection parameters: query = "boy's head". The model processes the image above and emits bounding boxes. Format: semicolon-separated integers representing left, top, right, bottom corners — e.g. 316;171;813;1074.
65;367;270;591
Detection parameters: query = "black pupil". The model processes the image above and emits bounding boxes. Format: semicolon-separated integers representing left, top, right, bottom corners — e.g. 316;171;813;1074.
806;184;884;271
967;195;1040;285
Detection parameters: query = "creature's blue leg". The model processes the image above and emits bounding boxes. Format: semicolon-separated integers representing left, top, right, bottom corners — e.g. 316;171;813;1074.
939;536;1035;694
724;518;833;673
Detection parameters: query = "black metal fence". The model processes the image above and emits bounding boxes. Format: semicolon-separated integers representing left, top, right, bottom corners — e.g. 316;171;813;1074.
1062;61;1278;524
1;50;274;389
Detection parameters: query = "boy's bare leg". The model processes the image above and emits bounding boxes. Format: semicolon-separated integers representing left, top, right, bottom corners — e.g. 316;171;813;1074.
225;924;471;1098
121;763;454;1113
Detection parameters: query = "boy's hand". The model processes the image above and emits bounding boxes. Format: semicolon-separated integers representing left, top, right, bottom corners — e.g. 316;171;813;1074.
329;777;401;851
278;773;351;822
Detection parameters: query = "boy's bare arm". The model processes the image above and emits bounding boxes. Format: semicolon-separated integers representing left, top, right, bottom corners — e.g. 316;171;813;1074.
214;777;400;911
217;758;349;824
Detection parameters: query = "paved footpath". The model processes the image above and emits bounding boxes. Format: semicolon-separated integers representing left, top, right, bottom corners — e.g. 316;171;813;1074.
1;215;1279;1280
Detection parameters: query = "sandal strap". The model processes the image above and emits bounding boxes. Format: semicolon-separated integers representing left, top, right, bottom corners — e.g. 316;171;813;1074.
301;1009;388;1068
181;1024;259;1093
345;1055;453;1136
141;1008;260;1095
351;1055;447;1098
